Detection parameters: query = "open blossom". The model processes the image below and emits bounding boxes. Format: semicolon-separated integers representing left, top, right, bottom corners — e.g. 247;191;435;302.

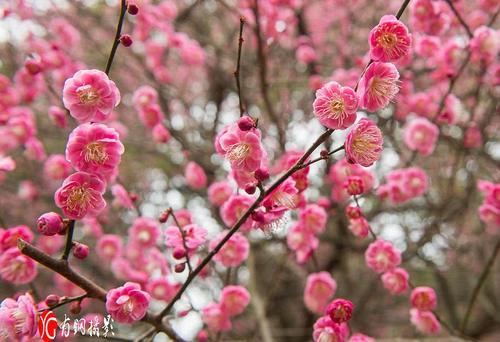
208;181;233;206
129;217;160;248
326;299;354;324
348;217;370;238
381;267;409;295
132;85;158;111
54;171;106;220
470;26;498;63
210;231;249;267
146;277;179;302
63;69;120;122
365;239;401;273
304;272;337;314
287;222;319;264
358;62;400;112
106;282;150;324
202;302;232;332
345;118;383;167
185;161;207;190
263;178;299;209
369;15;412;62
165;224;207;252
96;234;123;260
299;204;327;234
378;167;428;204
220;194;255;231
403;117;439;156
111;184;134;209
0;294;38;340
44;154;72;180
0;248;38;284
349;333;375;342
66;123;124;180
313;81;358;130
220;285;251;316
313;316;349;342
0;225;34;252
410;309;441;334
410;286;437;311
48;105;68;128
219;129;264;172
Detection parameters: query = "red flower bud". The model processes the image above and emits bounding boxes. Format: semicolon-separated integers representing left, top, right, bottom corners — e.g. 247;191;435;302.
45;294;60;307
120;34;133;47
72;242;89;260
127;4;139;15
175;263;186;273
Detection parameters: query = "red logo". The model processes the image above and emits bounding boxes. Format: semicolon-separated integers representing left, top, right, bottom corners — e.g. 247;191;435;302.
38;310;58;342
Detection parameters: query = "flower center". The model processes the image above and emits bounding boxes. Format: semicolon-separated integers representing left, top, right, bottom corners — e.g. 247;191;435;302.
226;143;250;165
76;85;99;105
84;142;108;164
66;186;92;213
369;76;398;99
328;98;345;118
377;32;398;49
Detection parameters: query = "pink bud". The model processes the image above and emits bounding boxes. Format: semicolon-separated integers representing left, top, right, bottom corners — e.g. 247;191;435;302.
237;116;255;131
175;263;186;273
345;205;362;219
173;247;187;260
70;301;81;314
120;34;133;47
178;309;191;317
25;58;42;75
254;168;270;182
45;294;60;307
73;242;89;259
37;212;64;236
251;210;265;223
197;330;209;342
159;211;169;223
127;4;139;15
244;185;256;194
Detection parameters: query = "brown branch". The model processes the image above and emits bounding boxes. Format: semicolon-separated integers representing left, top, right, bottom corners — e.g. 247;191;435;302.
169;208;193;274
17;239;183;341
61;219;75;260
235;16;246;117
445;0;473;38
105;0;127;75
252;0;286;151
460;239;500;334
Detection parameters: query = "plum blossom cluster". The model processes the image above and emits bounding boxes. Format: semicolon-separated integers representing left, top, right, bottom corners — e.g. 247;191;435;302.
132;85;171;144
287;203;327;263
0;225;37;284
377;167;429;204
477;180;500;234
201;285;250;333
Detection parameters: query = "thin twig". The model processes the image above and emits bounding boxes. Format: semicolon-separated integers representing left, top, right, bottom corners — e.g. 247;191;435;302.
169;208;193;274
445;0;473;38
39;294;87;312
105;0;127;75
234;16;246;117
460;239;500;334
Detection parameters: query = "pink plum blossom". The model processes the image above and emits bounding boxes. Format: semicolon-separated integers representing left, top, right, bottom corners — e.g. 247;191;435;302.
304;272;337;314
105;282;150;324
54;171;106;220
410;286;437;311
129;217;161;248
208;181;233;207
381;267;410;295
403;117;439;156
219;285;251;316
358;62;400;112
210;231;249;267
313;81;358;130
65;123;124;180
369;15;412;62
345;118;384;167
165;223;207;252
410;308;441;334
365;239;401;273
219;128;264;172
0;294;38;340
0;248;38;284
62;69;120;122
44;154;72;180
185;161;207;190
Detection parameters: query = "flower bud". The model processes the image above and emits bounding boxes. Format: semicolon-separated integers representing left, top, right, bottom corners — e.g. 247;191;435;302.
45;294;60;307
73;242;89;260
70;301;81;315
120;34;133;47
254;168;270;182
244;185;256;194
127;4;139;15
159;211;169;223
345;205;362;219
237;116;255;131
37;212;64;236
175;263;186;273
25;58;42;75
173;247;187;260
